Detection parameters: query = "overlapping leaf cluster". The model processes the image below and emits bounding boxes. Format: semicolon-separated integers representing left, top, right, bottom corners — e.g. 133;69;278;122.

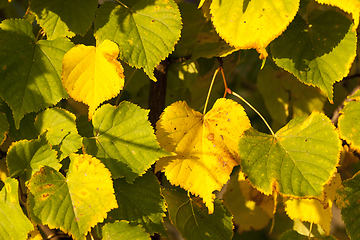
0;0;359;239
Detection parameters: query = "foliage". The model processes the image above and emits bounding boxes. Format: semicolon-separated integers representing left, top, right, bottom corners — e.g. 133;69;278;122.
0;0;359;239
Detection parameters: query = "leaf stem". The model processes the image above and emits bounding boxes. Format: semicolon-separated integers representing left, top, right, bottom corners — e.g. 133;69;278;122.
203;67;220;115
231;90;275;136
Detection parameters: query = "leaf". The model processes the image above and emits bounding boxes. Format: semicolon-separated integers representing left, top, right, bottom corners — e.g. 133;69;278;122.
210;0;299;59
223;169;274;233
270;10;357;101
284;173;341;235
34;108;82;160
29;0;99;39
156;98;251;213
0;111;8;145
28;153;118;240
0;19;73;128
279;229;337;240
338;89;360;151
336;170;360;240
62;39;125;119
0;178;34;240
83;102;169;182
94;0;182;81
239;111;341;197
315;0;360;31
6;135;60;182
162;188;233;240
107;171;167;236
102;221;150;240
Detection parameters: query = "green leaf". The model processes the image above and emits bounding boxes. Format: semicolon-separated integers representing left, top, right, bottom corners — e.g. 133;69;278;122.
102;221;150;240
6;134;60;182
35;108;82;160
29;0;99;39
0;111;8;145
0;19;73;128
107;171;167;236
94;0;182;81
83;102;169;182
336;171;360;240
239;112;341;197
270;10;357;101
338;90;360;151
0;178;34;240
162;188;233;240
210;0;299;59
279;229;337;239
28;154;118;240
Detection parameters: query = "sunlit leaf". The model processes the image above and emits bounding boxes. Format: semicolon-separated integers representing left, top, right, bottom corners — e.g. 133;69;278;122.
338;89;360;151
0;111;8;145
94;0;182;81
279;229;337;240
156;98;251;213
6;135;60;182
239;112;341;197
83;102;169;182
0;178;34;240
0;19;73;128
62;39;124;119
336;170;360;240
35;108;82;159
162;188;233;240
315;0;360;31
102;220;150;240
29;0;99;39
271;11;357;101
210;0;299;59
28;154;117;240
107;171;167;236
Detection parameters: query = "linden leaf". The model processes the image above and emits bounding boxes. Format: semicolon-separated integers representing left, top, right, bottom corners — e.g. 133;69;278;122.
102;221;150;240
239;112;341;197
28;154;118;240
210;0;299;59
338;89;360;151
270;11;357;101
94;0;182;81
280;229;337;240
0;178;34;240
284;173;341;235
0;111;8;145
315;0;360;31
0;19;73;128
62;39;124;119
156;98;251;213
29;0;99;39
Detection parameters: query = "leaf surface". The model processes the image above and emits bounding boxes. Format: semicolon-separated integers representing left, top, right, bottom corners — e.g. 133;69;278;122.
270;11;357;101
35;108;82;160
29;0;99;39
156;98;251;213
279;229;337;240
6;135;60;182
28;154;117;240
83;102;169;182
107;171;167;236
102;221;150;240
0;178;34;240
0;111;8;145
239;112;341;197
210;0;299;58
62;40;124;119
0;19;73;128
94;0;182;80
162;188;233;240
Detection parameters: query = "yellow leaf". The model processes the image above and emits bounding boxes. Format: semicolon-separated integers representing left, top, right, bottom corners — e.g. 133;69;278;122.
156;98;251;213
62;40;124;119
284;173;341;235
316;0;360;31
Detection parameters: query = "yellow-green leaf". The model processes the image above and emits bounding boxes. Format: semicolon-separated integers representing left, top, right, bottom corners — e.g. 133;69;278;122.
156;98;251;213
210;0;299;59
62;40;124;119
